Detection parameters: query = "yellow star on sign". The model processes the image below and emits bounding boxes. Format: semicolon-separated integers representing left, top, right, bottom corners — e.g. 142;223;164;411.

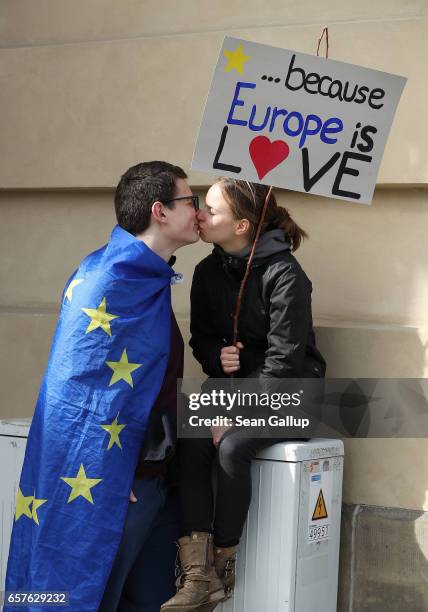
64;278;84;302
31;491;48;525
101;413;127;450
106;349;142;388
223;43;250;75
15;488;34;522
61;464;102;504
82;297;119;337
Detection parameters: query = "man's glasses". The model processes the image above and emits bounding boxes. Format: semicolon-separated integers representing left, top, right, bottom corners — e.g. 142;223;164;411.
163;195;199;211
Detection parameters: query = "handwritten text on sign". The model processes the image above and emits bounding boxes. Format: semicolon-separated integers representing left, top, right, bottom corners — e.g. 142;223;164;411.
192;37;406;204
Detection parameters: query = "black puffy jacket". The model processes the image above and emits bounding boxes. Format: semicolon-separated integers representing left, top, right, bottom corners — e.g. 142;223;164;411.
190;230;326;379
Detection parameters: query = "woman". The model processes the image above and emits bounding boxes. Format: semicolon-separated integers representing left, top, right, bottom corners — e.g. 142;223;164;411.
162;179;326;612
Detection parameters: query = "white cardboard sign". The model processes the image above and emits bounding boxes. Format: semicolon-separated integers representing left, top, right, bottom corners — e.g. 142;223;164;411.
192;37;406;204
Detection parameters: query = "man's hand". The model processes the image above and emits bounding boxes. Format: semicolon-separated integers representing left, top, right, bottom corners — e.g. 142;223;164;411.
220;342;244;374
129;490;138;502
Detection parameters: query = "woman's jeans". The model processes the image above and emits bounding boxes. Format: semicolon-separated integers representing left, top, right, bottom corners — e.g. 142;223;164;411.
99;477;179;612
179;433;276;548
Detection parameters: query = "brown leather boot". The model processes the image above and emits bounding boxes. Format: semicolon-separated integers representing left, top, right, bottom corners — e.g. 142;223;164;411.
213;544;238;600
197;544;239;611
161;532;224;612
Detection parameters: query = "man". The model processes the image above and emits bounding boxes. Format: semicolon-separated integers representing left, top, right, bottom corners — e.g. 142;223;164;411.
99;162;200;611
5;162;199;612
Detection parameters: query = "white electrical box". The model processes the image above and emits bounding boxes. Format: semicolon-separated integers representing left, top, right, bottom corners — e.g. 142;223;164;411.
220;438;344;612
0;418;31;597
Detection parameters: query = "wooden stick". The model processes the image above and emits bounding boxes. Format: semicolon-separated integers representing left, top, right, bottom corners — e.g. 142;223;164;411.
232;185;273;347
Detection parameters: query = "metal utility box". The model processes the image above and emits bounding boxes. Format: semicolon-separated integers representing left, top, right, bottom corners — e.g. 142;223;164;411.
221;438;344;612
0;418;31;595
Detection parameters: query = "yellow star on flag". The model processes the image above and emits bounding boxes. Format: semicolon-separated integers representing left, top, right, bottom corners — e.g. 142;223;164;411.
31;491;48;525
64;278;84;302
223;44;250;75
101;413;127;450
82;297;119;337
61;464;102;504
15;488;34;522
106;349;142;388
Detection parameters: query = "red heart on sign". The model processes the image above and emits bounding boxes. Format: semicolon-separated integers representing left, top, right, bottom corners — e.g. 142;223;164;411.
249;136;290;180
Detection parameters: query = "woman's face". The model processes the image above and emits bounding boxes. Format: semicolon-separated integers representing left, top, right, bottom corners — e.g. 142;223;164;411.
197;183;247;249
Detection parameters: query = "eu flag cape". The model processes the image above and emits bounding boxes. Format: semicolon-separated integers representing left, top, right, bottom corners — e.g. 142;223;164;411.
5;225;174;611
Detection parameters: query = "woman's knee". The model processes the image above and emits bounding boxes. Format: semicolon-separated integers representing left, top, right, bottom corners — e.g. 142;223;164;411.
217;435;254;472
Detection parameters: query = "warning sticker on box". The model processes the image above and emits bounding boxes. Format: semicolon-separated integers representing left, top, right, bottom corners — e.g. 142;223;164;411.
307;460;331;543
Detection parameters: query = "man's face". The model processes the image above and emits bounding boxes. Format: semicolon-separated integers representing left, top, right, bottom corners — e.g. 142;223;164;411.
163;178;200;247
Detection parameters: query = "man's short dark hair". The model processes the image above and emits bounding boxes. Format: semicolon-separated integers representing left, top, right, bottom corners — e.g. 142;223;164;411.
114;161;188;235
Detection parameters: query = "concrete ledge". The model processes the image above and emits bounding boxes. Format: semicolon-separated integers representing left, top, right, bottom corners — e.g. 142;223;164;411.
2;1;426;47
339;503;428;611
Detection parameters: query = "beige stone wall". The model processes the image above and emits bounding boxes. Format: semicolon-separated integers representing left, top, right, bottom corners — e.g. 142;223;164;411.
1;2;427;512
0;3;427;187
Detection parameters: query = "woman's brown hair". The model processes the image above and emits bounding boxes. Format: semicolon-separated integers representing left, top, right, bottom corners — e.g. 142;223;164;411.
217;179;307;251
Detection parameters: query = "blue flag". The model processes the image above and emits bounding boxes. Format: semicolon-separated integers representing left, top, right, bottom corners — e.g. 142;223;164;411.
5;225;174;611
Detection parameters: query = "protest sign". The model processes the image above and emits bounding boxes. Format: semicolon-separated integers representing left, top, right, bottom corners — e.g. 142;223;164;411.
192;37;406;204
